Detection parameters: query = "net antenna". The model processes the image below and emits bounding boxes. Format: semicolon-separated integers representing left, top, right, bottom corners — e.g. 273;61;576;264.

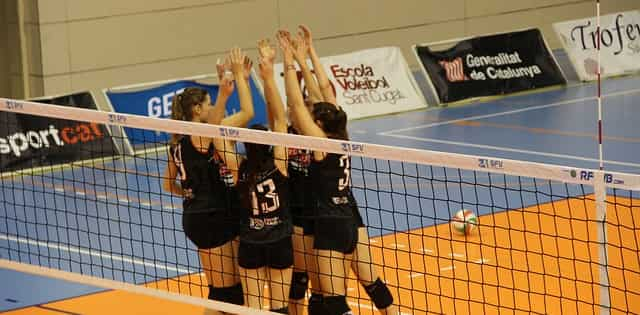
595;1;611;314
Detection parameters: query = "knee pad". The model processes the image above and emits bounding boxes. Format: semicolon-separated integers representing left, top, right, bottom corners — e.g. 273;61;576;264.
363;278;394;309
289;272;309;300
208;283;244;306
323;295;351;315
308;293;326;315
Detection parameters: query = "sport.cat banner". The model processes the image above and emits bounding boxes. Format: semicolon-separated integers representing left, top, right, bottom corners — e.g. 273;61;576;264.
553;10;640;81
414;29;566;104
0;92;117;173
272;46;428;120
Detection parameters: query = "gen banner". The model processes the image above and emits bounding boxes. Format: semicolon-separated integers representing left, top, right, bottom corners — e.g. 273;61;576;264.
105;78;267;146
414;29;566;104
0;92;118;173
272;47;427;119
553;10;640;81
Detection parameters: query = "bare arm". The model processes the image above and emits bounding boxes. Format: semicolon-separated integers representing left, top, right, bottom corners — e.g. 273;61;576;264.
258;38;288;176
278;31;326;139
291;34;323;105
300;25;337;105
208;61;234;125
163;148;184;196
212;137;240;185
222;53;255;127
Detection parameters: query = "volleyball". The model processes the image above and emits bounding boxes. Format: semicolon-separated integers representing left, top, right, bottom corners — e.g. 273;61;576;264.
451;209;478;235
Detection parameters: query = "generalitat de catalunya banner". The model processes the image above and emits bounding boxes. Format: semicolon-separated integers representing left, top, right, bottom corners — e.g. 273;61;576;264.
553;10;640;81
105;78;267;146
272;46;427;119
414;29;567;104
0;92;118;173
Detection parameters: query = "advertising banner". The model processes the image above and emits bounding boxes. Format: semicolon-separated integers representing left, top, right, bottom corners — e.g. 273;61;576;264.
414;29;566;104
553;10;640;81
0;92;117;172
272;46;427;119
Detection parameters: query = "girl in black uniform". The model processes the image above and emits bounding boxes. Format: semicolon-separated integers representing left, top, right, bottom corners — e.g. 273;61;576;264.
286;26;399;315
163;47;253;311
229;39;292;313
277;31;357;315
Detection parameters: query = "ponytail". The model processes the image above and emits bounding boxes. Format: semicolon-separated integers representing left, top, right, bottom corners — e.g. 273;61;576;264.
169;87;209;145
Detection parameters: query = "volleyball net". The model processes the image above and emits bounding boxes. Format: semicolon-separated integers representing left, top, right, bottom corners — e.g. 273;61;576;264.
1;97;639;315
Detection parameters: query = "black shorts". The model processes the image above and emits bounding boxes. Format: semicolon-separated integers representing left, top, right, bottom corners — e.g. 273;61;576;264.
182;210;239;249
352;205;365;228
313;217;358;254
291;207;315;235
238;236;293;269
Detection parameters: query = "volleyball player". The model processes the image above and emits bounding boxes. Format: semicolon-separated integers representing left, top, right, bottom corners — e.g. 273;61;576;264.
278;30;358;315
212;39;292;313
292;25;399;315
163;47;253;312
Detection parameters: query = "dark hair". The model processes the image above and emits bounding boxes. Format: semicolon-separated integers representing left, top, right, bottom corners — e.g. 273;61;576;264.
311;102;348;140
244;124;273;188
170;87;209;144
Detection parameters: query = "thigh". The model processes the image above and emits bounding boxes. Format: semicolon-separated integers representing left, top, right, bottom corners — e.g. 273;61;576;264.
240;266;267;309
316;249;351;296
202;240;238;287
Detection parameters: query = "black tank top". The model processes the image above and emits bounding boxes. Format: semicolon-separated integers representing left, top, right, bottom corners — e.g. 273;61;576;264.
308;153;355;218
287;147;313;211
171;136;235;213
238;158;291;244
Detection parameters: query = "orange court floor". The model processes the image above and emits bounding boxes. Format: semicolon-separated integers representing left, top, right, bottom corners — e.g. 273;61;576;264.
3;196;639;315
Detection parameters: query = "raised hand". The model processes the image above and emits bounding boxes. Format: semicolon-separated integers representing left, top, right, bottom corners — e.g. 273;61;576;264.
257;39;276;81
258;39;276;64
242;55;253;80
291;34;308;63
216;58;235;97
298;25;313;50
229;47;246;76
276;30;294;62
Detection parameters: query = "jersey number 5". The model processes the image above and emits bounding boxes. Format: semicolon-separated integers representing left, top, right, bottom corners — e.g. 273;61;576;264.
338;155;350;191
251;179;280;215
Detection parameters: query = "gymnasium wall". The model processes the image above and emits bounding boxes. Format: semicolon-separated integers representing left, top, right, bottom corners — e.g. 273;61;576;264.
1;0;639;99
0;2;13;98
2;0;44;99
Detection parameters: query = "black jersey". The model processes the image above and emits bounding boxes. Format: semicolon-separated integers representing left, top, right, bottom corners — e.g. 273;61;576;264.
171;136;235;213
308;153;355;218
287;147;313;210
238;159;291;244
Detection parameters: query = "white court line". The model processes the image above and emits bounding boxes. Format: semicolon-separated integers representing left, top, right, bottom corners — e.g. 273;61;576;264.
387;243;406;249
409;272;424;278
474;258;490;264
75;191;86;196
96;194;107;199
448;253;464;258
369;239;378;244
54;188;64;192
440;265;456;271
380;87;640;135
0;234;195;274
419;248;433;254
380;134;640;168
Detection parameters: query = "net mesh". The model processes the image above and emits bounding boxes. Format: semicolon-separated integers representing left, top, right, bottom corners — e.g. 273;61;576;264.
1;98;639;315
